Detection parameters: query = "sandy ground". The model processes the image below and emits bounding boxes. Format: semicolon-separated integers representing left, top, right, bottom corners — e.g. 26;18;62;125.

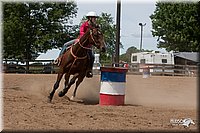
2;74;198;132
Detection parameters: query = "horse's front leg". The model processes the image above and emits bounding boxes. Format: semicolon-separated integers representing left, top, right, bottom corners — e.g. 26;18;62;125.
48;72;64;102
70;74;85;102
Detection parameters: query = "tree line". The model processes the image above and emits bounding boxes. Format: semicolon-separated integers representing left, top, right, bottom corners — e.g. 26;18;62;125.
3;1;200;64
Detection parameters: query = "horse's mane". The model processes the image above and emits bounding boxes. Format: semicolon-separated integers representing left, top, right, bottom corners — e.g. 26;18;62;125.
78;28;92;45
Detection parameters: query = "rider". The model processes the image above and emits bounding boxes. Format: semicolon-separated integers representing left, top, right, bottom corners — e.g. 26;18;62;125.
54;11;98;78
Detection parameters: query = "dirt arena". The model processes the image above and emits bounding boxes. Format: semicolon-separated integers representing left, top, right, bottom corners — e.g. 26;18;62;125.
3;74;198;132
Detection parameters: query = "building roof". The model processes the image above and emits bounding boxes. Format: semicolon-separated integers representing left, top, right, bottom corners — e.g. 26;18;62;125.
173;52;199;63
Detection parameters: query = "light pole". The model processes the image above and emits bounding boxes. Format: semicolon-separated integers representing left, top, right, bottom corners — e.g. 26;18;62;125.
139;23;146;51
115;0;121;66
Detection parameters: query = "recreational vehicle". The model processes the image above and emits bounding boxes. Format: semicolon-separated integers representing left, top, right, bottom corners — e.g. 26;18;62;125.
131;51;174;72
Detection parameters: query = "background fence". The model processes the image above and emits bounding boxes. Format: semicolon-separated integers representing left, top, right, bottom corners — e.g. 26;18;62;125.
2;59;57;74
127;63;198;77
2;59;199;77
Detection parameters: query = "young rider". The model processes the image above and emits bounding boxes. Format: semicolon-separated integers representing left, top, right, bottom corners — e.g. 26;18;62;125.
54;11;98;78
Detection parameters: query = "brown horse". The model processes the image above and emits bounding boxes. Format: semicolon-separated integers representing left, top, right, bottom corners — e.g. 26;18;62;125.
48;27;106;103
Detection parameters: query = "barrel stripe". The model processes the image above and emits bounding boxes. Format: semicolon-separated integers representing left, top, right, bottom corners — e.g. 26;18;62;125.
100;82;125;95
101;71;126;82
99;94;125;105
101;67;128;73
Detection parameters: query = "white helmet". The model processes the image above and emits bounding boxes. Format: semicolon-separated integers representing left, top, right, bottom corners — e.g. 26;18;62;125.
86;11;98;18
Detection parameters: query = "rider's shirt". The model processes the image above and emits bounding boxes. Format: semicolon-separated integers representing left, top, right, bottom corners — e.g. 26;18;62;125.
79;21;93;48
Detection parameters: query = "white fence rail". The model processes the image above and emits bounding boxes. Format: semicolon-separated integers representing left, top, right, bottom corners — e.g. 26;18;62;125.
2;60;199;77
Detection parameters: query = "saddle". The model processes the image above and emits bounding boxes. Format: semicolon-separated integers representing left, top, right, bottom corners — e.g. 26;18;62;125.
53;39;77;66
53;45;91;68
53;46;72;67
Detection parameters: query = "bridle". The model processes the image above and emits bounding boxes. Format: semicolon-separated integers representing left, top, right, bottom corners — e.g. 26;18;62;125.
70;28;100;59
89;29;99;48
67;28;102;73
76;29;99;50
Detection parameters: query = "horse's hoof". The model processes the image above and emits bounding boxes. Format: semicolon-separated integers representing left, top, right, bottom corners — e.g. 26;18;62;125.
47;95;52;103
70;96;74;101
58;91;65;97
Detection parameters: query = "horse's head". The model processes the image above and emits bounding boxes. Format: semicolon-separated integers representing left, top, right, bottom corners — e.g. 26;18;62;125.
89;27;106;53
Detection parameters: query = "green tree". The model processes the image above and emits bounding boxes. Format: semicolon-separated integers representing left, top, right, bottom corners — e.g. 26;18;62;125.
150;2;200;52
120;46;140;63
3;2;78;60
97;13;119;63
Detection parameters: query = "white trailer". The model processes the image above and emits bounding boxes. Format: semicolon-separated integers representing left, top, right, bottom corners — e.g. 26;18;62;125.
131;51;174;72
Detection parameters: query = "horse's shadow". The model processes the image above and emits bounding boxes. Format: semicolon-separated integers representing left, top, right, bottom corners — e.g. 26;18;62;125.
82;100;99;105
53;95;99;105
68;97;99;105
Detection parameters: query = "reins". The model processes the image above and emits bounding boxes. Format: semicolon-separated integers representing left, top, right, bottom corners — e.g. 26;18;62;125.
68;29;98;73
78;37;92;50
69;29;98;59
76;30;98;50
89;30;98;47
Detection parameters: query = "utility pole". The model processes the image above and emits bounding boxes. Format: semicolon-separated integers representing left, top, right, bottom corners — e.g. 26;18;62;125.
139;23;146;51
115;0;121;66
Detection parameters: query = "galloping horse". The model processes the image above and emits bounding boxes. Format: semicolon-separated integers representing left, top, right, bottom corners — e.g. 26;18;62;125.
48;27;106;103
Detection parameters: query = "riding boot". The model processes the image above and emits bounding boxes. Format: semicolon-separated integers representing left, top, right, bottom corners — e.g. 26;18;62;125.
86;50;95;78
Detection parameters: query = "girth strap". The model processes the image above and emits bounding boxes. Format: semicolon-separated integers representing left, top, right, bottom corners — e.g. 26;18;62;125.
67;46;88;74
70;46;87;60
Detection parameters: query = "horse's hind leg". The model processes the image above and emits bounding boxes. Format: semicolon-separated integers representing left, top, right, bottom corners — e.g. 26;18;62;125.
58;74;77;97
48;73;64;102
70;75;85;102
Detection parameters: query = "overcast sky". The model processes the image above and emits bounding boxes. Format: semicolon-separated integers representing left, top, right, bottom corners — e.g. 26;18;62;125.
37;0;167;60
74;0;161;52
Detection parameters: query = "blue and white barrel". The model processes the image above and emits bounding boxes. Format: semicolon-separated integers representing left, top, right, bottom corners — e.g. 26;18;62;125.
99;67;128;105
